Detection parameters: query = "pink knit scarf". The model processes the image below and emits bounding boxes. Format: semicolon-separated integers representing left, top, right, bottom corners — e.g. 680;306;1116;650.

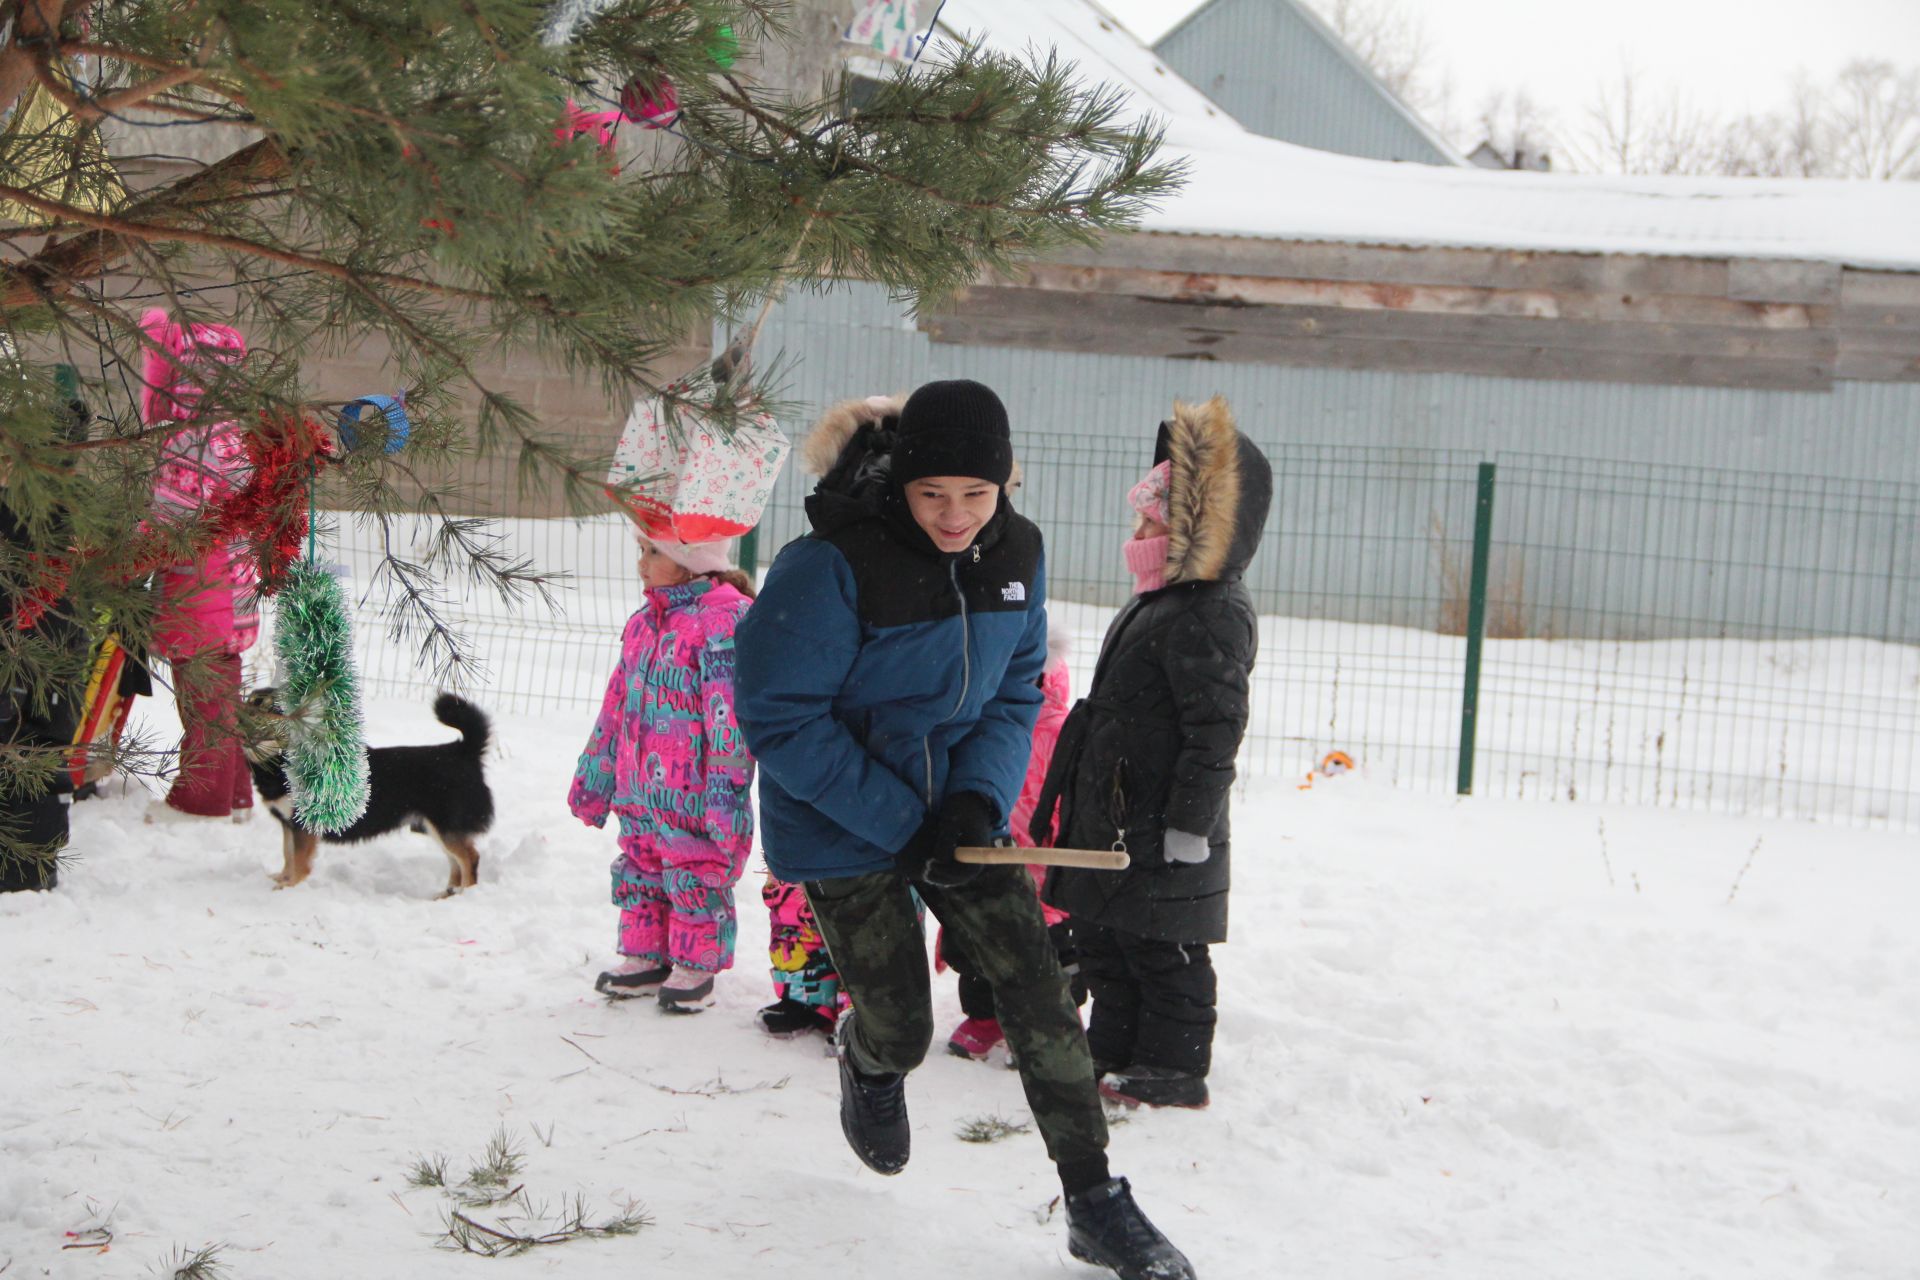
1124;534;1169;595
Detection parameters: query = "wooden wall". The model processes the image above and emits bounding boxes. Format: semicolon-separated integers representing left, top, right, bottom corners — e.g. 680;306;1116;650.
922;233;1920;392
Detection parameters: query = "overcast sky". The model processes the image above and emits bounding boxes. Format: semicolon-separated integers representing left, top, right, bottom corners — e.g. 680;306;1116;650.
1099;0;1920;135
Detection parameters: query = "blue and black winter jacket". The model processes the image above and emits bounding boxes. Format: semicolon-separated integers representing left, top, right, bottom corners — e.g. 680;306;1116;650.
735;414;1047;884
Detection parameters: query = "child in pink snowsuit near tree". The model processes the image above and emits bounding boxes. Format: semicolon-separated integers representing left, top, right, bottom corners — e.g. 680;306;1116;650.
569;531;756;1012
140;308;260;822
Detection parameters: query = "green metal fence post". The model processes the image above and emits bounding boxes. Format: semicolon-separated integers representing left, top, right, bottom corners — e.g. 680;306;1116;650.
1456;462;1498;796
738;524;759;578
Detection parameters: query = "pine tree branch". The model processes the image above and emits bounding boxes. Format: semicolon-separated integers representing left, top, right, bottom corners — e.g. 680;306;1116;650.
0;136;286;311
0;176;506;311
54;38;183;74
26;38;212;123
0;0;94;120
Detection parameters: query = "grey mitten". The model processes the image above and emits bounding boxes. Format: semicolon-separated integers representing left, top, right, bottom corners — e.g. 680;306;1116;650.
1163;828;1211;865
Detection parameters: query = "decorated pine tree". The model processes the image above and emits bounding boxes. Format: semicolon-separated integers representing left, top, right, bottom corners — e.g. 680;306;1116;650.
0;0;1180;859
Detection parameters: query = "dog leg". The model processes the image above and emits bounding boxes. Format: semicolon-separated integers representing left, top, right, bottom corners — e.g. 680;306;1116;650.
434;834;481;899
271;824;295;887
284;829;318;888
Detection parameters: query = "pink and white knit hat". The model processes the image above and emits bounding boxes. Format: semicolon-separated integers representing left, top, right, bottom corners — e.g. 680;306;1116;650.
139;307;246;427
1128;459;1171;525
637;528;735;576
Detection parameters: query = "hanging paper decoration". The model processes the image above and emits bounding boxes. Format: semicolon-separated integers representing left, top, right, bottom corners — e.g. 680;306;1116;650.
617;77;680;129
273;561;370;834
556;99;624;148
705;24;739;69
843;0;919;60
607;397;789;543
0;58;128;226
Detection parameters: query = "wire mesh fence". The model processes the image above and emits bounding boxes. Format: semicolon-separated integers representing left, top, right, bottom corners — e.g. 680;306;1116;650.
298;441;1920;831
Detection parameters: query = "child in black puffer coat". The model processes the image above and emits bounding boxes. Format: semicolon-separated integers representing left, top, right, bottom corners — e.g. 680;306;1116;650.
1035;396;1272;1111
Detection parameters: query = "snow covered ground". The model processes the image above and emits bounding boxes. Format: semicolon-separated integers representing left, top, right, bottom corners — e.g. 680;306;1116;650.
4;688;1917;1279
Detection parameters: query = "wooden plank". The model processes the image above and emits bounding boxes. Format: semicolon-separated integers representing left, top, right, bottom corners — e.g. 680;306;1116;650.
1836;326;1920;381
942;287;1838;365
1727;258;1840;305
1840;269;1920;308
1011;262;1826;329
922;312;1834;391
1835;350;1920;381
923;288;1837;390
1043;232;1739;298
924;312;1832;391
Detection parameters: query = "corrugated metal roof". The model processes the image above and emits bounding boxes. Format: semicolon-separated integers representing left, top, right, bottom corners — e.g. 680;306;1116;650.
1154;0;1462;166
934;0;1920;270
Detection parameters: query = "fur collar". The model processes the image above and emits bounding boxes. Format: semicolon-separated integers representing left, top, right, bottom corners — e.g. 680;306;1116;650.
1161;396;1243;586
800;394;906;477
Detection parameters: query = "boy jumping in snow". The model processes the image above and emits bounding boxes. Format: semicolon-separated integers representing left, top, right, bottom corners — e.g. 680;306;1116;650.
735;380;1196;1280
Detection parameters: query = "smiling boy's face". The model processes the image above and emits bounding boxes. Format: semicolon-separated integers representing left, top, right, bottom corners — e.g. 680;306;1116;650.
903;475;999;552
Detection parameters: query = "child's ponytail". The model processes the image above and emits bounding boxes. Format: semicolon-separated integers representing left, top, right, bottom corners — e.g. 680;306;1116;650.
704;568;757;599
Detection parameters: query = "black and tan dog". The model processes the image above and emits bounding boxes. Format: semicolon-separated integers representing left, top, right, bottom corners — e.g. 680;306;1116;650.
245;690;495;897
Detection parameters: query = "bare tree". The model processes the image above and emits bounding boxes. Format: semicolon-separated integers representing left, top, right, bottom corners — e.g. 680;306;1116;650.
1308;0;1442;116
1582;60;1728;176
1576;58;1919;179
1826;60;1920;179
1474;87;1556;169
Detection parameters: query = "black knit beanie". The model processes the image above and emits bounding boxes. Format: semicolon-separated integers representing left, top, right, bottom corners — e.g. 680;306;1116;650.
891;379;1013;488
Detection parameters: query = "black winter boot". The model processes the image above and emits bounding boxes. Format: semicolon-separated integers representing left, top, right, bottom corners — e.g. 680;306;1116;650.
757;998;836;1038
836;1009;910;1174
1065;1177;1196;1280
1098;1065;1210;1110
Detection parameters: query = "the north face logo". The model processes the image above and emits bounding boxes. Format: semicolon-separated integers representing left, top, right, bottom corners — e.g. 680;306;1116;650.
1002;582;1027;602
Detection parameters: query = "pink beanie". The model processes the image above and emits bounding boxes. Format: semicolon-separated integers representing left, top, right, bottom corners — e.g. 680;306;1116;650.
1129;459;1171;526
139;307;246;427
640;530;736;576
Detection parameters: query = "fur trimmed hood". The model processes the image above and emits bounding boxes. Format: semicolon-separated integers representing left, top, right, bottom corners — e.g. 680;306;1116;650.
1155;396;1272;586
800;395;906;478
799;393;1024;539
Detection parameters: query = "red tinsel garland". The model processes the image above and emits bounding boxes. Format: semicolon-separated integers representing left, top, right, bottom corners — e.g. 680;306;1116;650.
8;413;333;631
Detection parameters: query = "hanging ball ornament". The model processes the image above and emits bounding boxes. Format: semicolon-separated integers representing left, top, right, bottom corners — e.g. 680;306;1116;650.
618;75;680;128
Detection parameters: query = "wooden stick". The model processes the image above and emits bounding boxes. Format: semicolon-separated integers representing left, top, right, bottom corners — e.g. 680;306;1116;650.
956;846;1131;871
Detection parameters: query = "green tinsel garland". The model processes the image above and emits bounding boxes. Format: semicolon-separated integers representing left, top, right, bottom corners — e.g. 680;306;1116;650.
273;560;370;833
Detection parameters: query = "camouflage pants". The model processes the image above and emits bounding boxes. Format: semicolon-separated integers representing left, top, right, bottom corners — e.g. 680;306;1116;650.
804;865;1108;1170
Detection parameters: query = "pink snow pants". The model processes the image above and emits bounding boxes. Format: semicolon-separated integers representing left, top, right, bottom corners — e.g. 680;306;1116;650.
165;652;251;818
612;833;745;974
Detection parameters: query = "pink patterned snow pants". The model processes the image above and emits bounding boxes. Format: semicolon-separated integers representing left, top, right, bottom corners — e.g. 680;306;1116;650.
612;833;745;973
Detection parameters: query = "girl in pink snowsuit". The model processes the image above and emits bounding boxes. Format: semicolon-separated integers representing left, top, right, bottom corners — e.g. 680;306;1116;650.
141;308;259;820
569;531;756;1011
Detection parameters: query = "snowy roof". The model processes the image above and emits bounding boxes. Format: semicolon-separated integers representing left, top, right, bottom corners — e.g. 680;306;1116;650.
934;0;1920;272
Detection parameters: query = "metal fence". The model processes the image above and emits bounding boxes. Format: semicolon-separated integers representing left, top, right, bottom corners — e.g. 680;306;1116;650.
304;442;1920;832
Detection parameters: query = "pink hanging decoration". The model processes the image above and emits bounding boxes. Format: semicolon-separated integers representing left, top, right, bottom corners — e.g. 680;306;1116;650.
618;76;681;129
555;99;622;150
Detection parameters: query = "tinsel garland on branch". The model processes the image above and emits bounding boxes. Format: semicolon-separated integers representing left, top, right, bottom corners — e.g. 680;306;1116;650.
273;559;369;833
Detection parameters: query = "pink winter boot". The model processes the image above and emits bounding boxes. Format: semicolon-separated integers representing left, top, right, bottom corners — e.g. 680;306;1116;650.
946;1017;1005;1061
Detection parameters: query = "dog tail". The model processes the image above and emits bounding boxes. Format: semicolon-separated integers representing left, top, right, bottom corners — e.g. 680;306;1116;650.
434;693;491;758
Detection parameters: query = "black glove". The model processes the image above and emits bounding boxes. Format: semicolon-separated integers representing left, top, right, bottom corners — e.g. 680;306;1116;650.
896;791;997;888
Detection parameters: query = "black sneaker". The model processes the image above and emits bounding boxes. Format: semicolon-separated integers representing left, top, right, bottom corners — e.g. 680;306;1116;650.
1098;1065;1210;1110
758;998;835;1038
1065;1177;1196;1280
595;963;670;998
835;1009;910;1175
